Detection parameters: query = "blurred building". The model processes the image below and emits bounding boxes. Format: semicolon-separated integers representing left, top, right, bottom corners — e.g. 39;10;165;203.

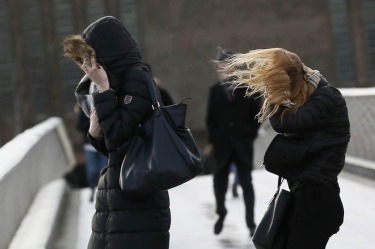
0;0;374;147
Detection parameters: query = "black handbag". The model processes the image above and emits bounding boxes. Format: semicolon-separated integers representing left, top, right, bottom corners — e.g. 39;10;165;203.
253;177;292;249
262;134;312;179
119;74;203;196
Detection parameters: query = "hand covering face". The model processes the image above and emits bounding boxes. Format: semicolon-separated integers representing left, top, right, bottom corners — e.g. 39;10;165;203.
75;16;143;117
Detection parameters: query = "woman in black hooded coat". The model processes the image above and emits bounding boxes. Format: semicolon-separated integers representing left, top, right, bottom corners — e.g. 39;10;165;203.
64;16;170;249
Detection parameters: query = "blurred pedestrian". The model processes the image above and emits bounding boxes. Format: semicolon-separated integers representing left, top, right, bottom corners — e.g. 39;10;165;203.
206;48;262;236
63;16;170;249
219;48;350;249
143;62;174;106
75;103;107;202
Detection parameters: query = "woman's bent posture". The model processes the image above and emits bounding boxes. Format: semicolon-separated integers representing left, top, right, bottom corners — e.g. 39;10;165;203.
219;48;350;249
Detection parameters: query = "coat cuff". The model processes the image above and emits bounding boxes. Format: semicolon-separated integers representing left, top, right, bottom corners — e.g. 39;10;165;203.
87;132;102;144
87;132;109;157
93;89;116;105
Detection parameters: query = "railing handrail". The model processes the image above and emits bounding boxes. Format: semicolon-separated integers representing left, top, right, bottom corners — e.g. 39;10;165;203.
0;117;75;249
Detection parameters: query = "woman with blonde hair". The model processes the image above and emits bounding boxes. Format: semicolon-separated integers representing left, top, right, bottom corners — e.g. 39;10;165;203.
218;48;350;249
63;16;170;249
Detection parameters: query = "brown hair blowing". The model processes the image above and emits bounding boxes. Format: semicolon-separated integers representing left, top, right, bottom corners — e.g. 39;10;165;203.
218;48;308;122
62;35;95;67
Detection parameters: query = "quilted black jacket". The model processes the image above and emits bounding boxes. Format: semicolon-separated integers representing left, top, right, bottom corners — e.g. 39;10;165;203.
267;78;350;189
82;17;170;249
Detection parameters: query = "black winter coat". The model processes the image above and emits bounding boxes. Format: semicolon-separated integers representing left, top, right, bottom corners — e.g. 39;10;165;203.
206;82;262;143
267;78;350;188
80;17;170;249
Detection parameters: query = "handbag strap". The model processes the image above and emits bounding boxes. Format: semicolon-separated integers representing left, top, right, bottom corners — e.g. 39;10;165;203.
268;176;284;205
141;67;163;110
278;176;284;189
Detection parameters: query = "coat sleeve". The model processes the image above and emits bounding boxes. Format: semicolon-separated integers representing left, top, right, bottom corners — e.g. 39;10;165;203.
87;133;109;157
93;72;152;151
206;87;218;143
269;93;336;133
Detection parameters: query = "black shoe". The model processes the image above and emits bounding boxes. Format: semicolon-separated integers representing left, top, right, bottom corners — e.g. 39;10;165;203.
214;212;227;235
249;225;257;237
232;185;239;198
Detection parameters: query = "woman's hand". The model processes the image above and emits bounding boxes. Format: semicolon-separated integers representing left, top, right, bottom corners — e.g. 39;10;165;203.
303;64;314;75
89;109;103;140
303;63;321;91
82;58;110;93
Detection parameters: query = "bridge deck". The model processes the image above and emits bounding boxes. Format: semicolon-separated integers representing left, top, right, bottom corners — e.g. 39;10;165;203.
50;131;375;249
61;169;374;249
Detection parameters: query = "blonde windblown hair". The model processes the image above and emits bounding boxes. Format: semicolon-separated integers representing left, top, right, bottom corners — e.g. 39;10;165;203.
62;35;96;67
218;48;309;122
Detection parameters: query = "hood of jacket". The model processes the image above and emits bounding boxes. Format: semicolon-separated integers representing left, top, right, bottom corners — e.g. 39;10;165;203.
82;16;142;73
76;16;143;117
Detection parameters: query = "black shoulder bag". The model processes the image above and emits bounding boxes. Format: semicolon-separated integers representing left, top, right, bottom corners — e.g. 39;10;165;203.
253;176;292;249
119;75;203;197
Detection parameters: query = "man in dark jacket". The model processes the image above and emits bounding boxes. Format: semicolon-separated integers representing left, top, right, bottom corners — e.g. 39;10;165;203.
206;49;262;236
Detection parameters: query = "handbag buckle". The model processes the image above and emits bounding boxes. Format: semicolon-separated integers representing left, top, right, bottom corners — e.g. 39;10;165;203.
152;102;160;110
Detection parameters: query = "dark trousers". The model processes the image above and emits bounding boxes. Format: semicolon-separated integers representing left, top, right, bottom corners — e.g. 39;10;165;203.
284;182;344;249
213;138;256;229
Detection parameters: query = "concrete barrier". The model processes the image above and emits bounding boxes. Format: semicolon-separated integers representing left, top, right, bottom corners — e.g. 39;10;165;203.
8;179;67;249
0;118;75;249
344;155;375;179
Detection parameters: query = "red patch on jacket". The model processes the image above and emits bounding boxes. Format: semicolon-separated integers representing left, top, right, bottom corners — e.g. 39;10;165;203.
124;95;133;104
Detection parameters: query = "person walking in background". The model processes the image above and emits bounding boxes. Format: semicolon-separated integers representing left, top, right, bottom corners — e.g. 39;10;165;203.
75;103;107;202
144;62;174;106
63;16;170;249
206;49;262;237
219;48;349;249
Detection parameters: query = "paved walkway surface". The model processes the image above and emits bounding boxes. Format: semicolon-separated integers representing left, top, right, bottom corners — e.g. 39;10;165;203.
72;124;375;248
75;169;375;249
